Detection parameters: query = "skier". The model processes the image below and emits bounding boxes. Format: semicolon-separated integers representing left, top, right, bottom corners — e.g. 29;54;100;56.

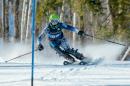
38;13;87;65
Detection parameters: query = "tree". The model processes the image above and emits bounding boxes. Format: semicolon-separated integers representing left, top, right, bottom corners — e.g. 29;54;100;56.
3;0;9;41
14;0;20;40
20;0;29;41
109;0;130;42
26;0;32;40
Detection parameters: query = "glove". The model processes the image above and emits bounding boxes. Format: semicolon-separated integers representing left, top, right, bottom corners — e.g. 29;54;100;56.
38;44;44;51
78;30;85;37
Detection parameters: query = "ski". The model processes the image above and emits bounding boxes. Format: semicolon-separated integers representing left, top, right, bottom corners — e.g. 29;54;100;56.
63;57;104;66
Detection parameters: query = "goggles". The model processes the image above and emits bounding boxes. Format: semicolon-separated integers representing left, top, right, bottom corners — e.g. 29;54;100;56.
50;19;59;26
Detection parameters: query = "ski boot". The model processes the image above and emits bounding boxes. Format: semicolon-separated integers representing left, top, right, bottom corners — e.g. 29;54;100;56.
53;47;76;65
62;51;75;65
65;48;86;60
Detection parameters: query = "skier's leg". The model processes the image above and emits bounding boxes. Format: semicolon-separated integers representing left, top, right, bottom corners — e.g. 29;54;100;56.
60;38;91;64
49;41;75;63
67;48;92;64
69;49;92;63
60;38;70;50
67;48;85;60
60;38;84;60
55;47;75;63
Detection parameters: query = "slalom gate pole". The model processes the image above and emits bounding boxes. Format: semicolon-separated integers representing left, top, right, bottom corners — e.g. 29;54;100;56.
31;0;36;85
84;33;127;46
4;49;38;63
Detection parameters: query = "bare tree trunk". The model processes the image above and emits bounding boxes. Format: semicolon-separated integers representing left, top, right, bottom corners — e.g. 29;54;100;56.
100;0;113;29
60;0;65;22
14;0;20;40
0;1;1;37
25;0;32;41
20;0;28;41
3;0;9;41
1;0;5;39
8;0;16;42
0;2;1;35
72;12;76;46
90;12;95;41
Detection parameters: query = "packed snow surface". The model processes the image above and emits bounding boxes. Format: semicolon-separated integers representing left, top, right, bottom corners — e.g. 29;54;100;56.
0;42;125;64
0;61;130;86
0;40;128;86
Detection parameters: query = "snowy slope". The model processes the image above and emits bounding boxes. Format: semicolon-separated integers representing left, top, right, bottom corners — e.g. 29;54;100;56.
0;61;130;86
0;42;125;64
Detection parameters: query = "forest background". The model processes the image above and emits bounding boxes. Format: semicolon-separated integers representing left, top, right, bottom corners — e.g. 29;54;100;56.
0;0;130;45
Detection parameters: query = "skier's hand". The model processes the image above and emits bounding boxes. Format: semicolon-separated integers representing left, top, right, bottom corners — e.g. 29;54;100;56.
78;30;85;37
38;44;44;51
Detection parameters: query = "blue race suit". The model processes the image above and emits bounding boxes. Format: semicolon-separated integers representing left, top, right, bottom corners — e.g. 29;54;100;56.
38;22;84;62
38;22;78;49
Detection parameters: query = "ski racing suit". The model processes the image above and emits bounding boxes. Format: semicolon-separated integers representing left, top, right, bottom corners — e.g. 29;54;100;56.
38;22;85;62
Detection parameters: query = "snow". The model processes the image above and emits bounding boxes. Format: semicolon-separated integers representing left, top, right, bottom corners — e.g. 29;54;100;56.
0;61;130;86
0;41;129;86
0;57;4;62
82;43;124;60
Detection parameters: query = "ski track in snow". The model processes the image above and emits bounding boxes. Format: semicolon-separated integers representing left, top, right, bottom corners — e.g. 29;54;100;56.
0;61;130;86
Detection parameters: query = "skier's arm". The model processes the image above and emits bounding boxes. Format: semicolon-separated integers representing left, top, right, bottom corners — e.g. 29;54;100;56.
37;25;48;51
60;23;85;37
38;26;47;45
60;23;79;33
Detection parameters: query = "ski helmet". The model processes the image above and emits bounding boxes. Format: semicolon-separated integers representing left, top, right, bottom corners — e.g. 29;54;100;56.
49;13;60;22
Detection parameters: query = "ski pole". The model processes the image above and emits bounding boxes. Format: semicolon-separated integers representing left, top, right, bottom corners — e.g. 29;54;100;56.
5;48;38;63
84;33;127;46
